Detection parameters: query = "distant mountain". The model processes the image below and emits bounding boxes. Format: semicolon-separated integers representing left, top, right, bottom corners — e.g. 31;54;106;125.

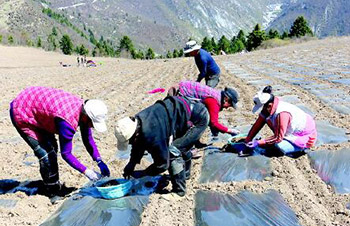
268;0;350;37
0;0;349;53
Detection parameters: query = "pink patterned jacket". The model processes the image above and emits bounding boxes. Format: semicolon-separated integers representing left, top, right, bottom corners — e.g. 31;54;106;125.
11;86;83;141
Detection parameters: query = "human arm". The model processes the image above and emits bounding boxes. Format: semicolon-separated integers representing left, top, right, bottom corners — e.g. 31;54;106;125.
245;115;266;143
259;112;291;146
203;97;229;133
80;122;110;177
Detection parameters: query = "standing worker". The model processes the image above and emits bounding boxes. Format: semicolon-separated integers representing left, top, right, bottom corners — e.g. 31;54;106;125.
114;96;209;199
184;40;221;88
242;86;317;157
10;86;110;196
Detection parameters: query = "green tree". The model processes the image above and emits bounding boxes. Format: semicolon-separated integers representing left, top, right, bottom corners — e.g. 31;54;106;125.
59;34;73;55
231;39;245;53
246;24;266;51
8;35;14;44
0;35;2;43
201;36;213;52
211;37;218;54
289;16;313;38
218;35;230;53
133;49;144;59
119;36;134;52
237;30;246;45
268;29;280;39
76;44;89;55
52;27;58;36
26;39;34;46
173;49;179;58
281;31;289;39
36;37;42;48
145;48;155;59
47;34;57;50
166;50;173;58
178;49;184;57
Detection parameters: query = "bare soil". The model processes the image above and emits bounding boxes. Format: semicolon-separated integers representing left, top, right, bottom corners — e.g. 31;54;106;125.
0;37;350;226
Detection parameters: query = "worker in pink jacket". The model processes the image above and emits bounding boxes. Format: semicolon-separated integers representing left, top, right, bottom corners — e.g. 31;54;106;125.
242;86;317;157
10;86;110;196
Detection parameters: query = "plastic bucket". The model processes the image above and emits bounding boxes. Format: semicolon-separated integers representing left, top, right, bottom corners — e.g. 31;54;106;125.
96;178;132;199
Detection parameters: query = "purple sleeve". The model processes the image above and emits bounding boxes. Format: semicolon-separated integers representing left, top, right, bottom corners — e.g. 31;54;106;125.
80;123;101;162
56;119;87;173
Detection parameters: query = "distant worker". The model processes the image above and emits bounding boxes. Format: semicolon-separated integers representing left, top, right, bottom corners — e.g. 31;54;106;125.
168;81;240;139
115;96;209;199
242;86;317;157
10;86;110;196
77;57;80;67
184;40;221;88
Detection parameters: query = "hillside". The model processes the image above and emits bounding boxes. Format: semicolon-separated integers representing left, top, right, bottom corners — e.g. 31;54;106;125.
0;36;350;226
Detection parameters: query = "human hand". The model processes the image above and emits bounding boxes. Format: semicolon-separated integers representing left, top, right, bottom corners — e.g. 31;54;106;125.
97;160;110;177
228;128;240;136
246;140;259;148
84;169;101;181
123;162;136;179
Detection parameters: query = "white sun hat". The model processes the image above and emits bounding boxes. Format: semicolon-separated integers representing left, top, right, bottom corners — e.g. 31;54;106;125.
252;91;272;113
84;99;108;132
114;117;138;151
183;40;201;54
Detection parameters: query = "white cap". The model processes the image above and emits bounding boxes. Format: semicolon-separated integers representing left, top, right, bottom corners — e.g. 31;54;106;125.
252;91;272;113
114;117;138;151
183;40;201;54
84;99;108;132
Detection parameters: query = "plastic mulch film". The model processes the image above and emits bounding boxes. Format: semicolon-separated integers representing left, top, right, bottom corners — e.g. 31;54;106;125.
41;195;148;226
194;190;301;226
308;148;350;193
316;121;349;146
199;148;271;183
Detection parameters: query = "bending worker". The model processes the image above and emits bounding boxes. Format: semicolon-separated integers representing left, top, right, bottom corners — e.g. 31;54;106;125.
168;80;240;139
183;40;221;88
10;86;110;195
243;86;317;157
115;96;209;198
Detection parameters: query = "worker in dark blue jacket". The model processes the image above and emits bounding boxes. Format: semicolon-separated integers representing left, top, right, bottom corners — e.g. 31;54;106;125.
184;40;221;88
114;96;209;198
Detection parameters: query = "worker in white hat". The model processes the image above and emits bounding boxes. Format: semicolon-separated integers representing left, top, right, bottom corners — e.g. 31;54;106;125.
183;40;221;88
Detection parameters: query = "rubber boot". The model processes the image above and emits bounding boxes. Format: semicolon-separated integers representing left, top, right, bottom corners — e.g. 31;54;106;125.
170;170;186;197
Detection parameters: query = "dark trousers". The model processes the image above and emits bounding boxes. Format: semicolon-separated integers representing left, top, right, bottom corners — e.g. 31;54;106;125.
205;74;220;88
10;108;59;186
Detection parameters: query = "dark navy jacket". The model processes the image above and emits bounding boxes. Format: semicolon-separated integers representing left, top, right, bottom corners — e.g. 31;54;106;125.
129;96;192;175
195;49;220;81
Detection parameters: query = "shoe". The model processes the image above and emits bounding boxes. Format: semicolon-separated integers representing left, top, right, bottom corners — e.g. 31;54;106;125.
45;182;76;198
238;150;253;157
194;141;209;149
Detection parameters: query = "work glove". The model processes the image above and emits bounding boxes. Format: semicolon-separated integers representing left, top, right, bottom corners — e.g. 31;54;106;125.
97;160;110;177
123;162;136;179
246;140;259;149
84;169;101;181
228;128;240;136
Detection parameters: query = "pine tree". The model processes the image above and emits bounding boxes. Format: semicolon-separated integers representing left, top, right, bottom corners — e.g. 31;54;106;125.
119;36;134;52
173;49;179;58
201;37;213;52
8;35;14;44
246;24;266;51
231;39;245;53
268;29;280;39
52;27;58;36
166;50;173;58
218;35;230;54
178;49;184;57
281;31;289;39
237;30;246;45
59;34;73;55
36;37;42;48
47;34;57;50
146;48;155;59
0;35;2;43
289;16;313;38
211;37;218;54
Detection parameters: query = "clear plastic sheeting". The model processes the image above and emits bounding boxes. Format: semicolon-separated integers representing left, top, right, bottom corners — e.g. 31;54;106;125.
41;195;148;226
195;190;301;226
316;121;349;146
308;149;350;193
0;179;41;196
115;147;153;162
0;199;18;208
199;148;271;183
